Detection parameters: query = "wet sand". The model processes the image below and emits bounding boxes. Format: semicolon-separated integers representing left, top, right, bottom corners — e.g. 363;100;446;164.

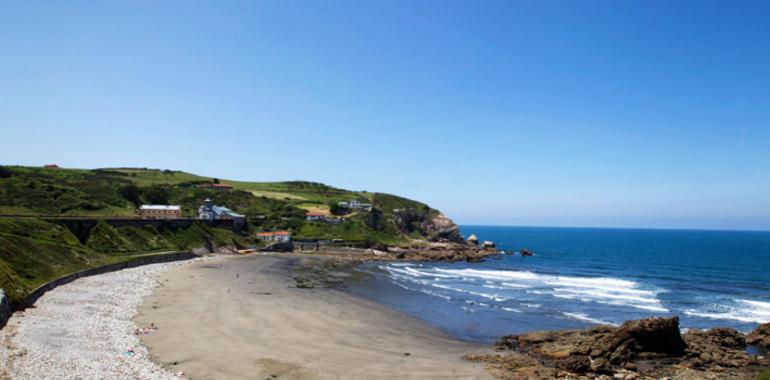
135;254;493;379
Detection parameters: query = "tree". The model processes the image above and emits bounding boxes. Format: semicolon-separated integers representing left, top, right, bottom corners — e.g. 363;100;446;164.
329;202;348;216
143;185;170;205
119;184;142;206
0;166;12;178
212;178;220;184
364;207;385;230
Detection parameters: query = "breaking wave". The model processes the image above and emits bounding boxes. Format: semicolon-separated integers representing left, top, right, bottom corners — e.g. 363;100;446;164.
379;264;668;314
683;299;770;324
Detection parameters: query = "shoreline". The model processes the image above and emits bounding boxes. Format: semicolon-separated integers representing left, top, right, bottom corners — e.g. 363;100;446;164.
1;251;766;379
135;254;494;379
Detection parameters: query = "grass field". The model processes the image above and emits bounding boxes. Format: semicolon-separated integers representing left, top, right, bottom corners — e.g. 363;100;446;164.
246;190;307;200
111;168;210;186
0;165;444;244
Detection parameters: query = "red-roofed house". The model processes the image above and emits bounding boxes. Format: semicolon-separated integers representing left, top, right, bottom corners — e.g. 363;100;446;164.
256;231;291;243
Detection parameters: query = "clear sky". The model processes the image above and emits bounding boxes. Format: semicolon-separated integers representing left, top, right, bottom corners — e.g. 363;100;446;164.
1;1;769;230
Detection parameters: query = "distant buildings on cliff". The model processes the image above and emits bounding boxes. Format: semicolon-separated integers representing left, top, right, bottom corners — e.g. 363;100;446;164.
338;200;373;211
139;205;181;219
138;198;245;229
198;198;244;221
256;230;291;243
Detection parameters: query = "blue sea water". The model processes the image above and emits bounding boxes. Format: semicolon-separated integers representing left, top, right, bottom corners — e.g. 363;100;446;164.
349;226;770;343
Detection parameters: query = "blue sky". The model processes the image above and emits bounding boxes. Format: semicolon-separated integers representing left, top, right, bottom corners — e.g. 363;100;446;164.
1;1;769;230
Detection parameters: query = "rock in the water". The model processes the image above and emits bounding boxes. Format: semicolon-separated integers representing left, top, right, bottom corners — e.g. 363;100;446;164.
748;323;770;349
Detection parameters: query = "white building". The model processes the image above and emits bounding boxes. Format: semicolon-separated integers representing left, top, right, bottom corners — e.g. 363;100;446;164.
139;205;181;219
256;231;291;242
338;200;373;211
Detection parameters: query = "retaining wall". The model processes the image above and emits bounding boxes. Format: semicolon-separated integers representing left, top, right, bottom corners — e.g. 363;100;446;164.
0;290;9;331
0;251;198;330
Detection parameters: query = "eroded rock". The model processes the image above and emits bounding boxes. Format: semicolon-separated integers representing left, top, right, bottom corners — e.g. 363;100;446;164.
480;317;769;379
747;323;770;349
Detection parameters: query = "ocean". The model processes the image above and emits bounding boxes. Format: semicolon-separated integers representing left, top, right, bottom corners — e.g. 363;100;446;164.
349;226;770;343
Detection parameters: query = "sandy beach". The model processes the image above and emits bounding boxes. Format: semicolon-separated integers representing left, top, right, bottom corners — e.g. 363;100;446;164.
136;254;493;379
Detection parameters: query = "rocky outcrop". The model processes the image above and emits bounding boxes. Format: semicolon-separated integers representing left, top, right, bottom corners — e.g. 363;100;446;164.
747;322;770;349
390;242;494;262
263;241;294;253
422;213;463;242
472;317;769;379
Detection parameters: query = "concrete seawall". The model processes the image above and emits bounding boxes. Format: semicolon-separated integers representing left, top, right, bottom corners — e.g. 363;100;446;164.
0;251;198;330
0;290;9;332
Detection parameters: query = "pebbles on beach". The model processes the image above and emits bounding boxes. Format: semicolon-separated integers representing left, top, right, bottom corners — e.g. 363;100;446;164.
0;260;199;380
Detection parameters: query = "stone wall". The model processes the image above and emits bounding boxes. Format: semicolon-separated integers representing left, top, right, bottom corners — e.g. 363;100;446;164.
0;290;10;331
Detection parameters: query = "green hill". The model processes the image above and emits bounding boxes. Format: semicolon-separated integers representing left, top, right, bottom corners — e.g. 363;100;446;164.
0;166;457;303
0;165;461;305
0;165;453;244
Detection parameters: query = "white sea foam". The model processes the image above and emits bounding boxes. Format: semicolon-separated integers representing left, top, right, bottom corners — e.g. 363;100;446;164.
563;312;618;326
381;264;666;313
684;299;770;324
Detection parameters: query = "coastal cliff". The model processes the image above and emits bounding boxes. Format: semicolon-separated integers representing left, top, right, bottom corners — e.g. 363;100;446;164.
0;165;476;309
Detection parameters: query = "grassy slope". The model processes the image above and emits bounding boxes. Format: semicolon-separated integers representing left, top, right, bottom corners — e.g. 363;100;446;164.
0;217;245;306
0;166;449;303
0;166;443;243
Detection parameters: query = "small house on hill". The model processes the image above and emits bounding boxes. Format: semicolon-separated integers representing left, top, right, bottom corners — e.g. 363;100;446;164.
338;200;373;211
256;231;291;243
198;199;244;220
306;212;327;221
139;205;181;219
198;198;245;230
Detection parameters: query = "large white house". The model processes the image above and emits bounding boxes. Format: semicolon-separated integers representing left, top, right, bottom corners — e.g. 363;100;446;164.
198;199;245;221
338;200;373;211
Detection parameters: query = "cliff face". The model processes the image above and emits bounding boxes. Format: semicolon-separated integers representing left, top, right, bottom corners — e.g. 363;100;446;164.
422;213;463;242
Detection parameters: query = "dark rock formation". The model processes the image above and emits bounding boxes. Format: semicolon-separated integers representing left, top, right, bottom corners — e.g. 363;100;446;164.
520;248;534;256
263;241;294;252
476;317;769;379
422;213;464;242
681;327;755;369
748;322;770;349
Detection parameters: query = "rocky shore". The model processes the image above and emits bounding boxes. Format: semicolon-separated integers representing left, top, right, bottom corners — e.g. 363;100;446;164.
0;260;200;379
467;317;770;380
290;240;498;263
